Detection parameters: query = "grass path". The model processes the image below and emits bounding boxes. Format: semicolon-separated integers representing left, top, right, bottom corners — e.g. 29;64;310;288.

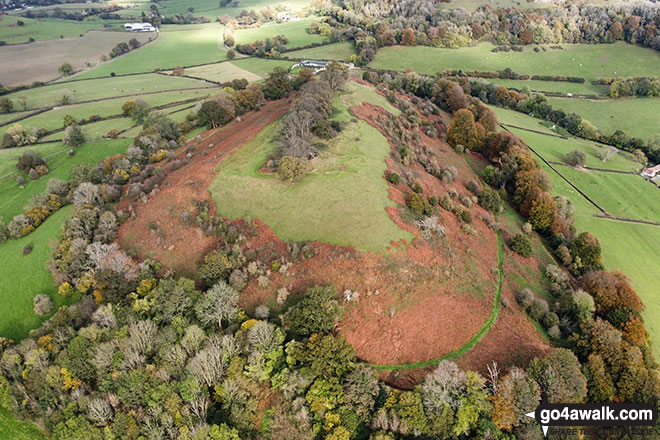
370;231;504;370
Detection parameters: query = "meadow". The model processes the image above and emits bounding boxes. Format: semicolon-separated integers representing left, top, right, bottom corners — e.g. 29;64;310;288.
0;31;153;86
0;15;114;44
233;17;324;48
505;110;660;353
488;78;608;96
230;57;295;76
180;61;263;83
371;42;660;83
210;82;413;251
0;409;45;440
71;24;227;79
4;73;210;110
112;0;311;19
547;96;660;140
285;41;356;60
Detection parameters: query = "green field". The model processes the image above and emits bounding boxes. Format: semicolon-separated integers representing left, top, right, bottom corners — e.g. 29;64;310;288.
488;78;608;96
0;409;45;440
231;57;295;76
371;42;660;83
181;61;263;83
548;96;660;140
0;138;132;221
4;73;209;110
506;110;660;353
71;24;227;79
233;17;323;48
113;0;311;19
0;15;114;44
285;41;356;60
0;206;78;341
210;81;413;251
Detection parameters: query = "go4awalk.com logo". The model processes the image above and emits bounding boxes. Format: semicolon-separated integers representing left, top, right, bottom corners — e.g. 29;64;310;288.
525;402;658;437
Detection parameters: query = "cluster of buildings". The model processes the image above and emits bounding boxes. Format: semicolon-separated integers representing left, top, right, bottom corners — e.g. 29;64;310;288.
123;22;156;32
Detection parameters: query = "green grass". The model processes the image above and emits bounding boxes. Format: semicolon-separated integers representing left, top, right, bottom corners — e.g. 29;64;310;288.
2;88;211;137
0;15;111;44
180;61;263;83
210;81;412;251
491;106;557;135
0;206;79;341
488;78;609;96
113;0;311;19
0;138;132;221
71;24;227;79
0;409;46;440
230;58;295;77
504;125;640;172
3;73;209;110
371;42;660;83
233;17;324;49
285;41;356;61
547;96;660;140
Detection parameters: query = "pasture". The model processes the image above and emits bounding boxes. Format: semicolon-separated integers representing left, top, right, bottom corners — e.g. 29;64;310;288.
547;96;660;140
488;78;608;96
0;206;77;341
506;110;660;353
230;57;295;76
3;73;210;110
0;31;153;86
0;409;45;440
179;61;262;83
285;41;356;60
233;17;323;49
112;0;311;19
71;25;227;79
210;81;413;251
0;15;112;44
371;42;660;83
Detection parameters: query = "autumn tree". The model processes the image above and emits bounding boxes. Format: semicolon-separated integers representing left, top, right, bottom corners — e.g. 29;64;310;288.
447;109;484;151
401;28;416;45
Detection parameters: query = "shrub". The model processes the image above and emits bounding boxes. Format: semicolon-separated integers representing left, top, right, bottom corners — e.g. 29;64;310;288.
28;168;40;180
277;156;307;182
284;286;340;337
386;172;401;184
412;182;423;193
465;180;480;194
406;192;432;216
199;250;234;288
439;194;453;211
477;187;502;213
428;195;438;206
566;149;587;166
105;129;120;139
64;124;85;147
456;207;472;223
509;233;532;257
515;288;535;309
0;97;13;114
541;311;560;329
33;294;53;316
528;297;549;321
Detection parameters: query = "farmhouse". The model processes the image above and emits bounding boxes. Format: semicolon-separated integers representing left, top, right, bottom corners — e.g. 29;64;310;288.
124;22;156;32
641;164;660;178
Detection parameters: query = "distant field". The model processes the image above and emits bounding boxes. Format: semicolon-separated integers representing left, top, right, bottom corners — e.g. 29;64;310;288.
231;57;295;77
506;110;660;354
71;25;227;79
113;0;311;19
285;41;356;60
0;30;153;86
0;15;116;44
233;17;323;49
547;96;660;140
438;0;556;10
181;61;262;83
210;81;413;251
488;78;609;96
371;42;660;83
0;409;45;440
3;73;209;110
0;206;77;341
0;138;132;221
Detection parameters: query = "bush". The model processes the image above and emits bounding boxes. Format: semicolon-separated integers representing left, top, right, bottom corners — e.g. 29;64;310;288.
406;192;433;216
541;311;560;329
284;286;340;337
64;124;85;147
566;149;587;166
199;250;234;288
105;129;120;139
528;297;549;321
456;207;472;223
386;172;401;184
277;156;307;182
465;180;480;194
33;294;53;316
439;194;453;211
515;288;535;309
509;233;532;257
477;186;502;213
428;195;438;206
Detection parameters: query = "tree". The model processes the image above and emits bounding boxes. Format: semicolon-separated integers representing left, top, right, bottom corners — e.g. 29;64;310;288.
492;367;540;432
528;191;556;231
64;124;85;147
566;149;587;166
609;21;624;40
509;233;532;257
401;28;416;46
262;67;291;99
194;281;239;329
199;249;234;288
569;232;602;274
478;186;502;213
0;97;12;114
277;156;307;182
17;150;45;173
446;109;484;151
227;49;235;60
33;294;53;316
198;99;235;128
284;286;340;338
58;62;74;76
527;348;587;403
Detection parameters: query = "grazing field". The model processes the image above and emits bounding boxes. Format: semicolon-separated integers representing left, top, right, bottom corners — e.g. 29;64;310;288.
3;73;209;110
0;206;77;341
504;124;640;172
0;409;45;440
0;15;113;44
0;31;152;86
233;17;323;48
0;139;131;220
113;0;311;19
71;25;227;79
547;96;660;140
230;57;295;76
210;82;413;251
371;42;660;83
179;61;262;83
506;110;660;353
488;78;608;96
285;41;356;60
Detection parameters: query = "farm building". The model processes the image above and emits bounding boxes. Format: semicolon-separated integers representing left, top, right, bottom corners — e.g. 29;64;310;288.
641;164;660;178
300;60;327;68
124;23;156;32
